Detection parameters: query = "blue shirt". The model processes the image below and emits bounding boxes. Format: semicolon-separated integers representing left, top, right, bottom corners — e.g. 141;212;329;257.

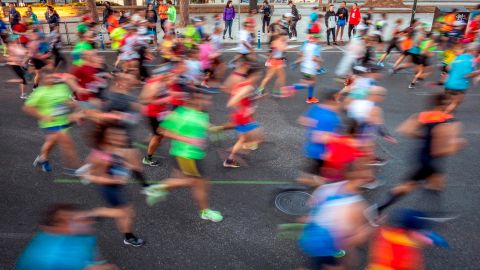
445;53;475;91
17;232;97;270
303;105;341;159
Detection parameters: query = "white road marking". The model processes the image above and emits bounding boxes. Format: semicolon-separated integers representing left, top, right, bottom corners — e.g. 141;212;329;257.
0;232;31;239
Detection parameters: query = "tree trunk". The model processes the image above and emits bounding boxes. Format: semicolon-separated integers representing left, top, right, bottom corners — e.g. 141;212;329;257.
249;0;257;13
178;0;188;27
86;0;99;23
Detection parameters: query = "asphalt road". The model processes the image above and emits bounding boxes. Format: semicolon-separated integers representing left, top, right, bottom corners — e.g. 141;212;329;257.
1;49;480;270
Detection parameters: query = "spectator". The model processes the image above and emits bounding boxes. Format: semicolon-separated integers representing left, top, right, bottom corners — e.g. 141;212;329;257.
223;0;235;40
8;3;21;28
325;4;337;46
107;10;120;34
45;6;60;32
336;1;348;43
261;0;273;35
146;4;158;45
166;0;176;24
103;1;114;28
348;2;361;40
288;0;300;41
27;6;38;25
158;0;168;35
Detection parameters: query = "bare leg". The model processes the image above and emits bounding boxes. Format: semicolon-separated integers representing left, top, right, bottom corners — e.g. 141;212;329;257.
191;178;209;210
40;133;58;161
57;132;81;168
147;134;163;156
228;134;247;160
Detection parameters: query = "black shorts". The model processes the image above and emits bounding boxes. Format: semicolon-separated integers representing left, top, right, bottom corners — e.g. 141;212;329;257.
303;158;325;176
310;256;340;269
402;51;412;57
31;57;47;70
409;160;443;182
441;64;448;74
412;54;423;65
445;89;466;96
418;55;432;67
148;116;161;135
386;41;401;54
99;184;128;207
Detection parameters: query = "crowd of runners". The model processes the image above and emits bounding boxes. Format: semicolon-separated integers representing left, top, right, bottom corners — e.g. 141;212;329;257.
3;1;480;269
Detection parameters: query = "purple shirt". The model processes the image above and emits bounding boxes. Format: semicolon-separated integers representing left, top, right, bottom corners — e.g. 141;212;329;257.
223;7;235;21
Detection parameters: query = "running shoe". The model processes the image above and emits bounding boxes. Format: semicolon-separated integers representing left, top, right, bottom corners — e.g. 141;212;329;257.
377;62;385;67
333;250;347;258
145;184;168;206
317;67;327;75
33;156;52;172
306;97;319;104
142;157;161;167
123;237;145;247
223;159;240;168
242;142;258;151
418;211;460;223
408;83;416;89
255;86;265;96
368;157;387;166
200;209;224;222
20;93;28;99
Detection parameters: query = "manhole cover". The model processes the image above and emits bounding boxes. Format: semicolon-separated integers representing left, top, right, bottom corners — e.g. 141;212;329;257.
275;191;312;216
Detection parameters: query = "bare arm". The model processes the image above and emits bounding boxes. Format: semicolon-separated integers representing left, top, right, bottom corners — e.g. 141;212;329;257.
227;85;252;108
396;114;422;138
431;122;466;157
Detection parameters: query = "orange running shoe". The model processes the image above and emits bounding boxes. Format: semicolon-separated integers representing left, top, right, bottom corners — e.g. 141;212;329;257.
306;97;319;103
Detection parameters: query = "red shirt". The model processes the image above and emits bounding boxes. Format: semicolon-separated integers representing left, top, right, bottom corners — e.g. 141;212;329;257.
465;20;479;41
144;76;169;118
231;82;255;126
322;136;362;181
71;65;98;101
349;8;361;26
13;23;28;44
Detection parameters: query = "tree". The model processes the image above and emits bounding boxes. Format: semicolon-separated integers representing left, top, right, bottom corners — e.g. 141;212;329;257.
249;0;258;13
47;0;54;5
363;0;406;8
178;0;188;27
86;0;99;23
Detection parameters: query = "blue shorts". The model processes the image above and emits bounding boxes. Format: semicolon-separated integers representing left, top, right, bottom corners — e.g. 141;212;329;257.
42;124;70;133
99;185;128;207
235;122;260;134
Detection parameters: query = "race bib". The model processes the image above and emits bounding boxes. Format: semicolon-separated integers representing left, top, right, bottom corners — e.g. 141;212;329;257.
52;104;70;116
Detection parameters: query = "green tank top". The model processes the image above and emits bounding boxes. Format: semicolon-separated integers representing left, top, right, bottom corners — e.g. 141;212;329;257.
419;39;436;52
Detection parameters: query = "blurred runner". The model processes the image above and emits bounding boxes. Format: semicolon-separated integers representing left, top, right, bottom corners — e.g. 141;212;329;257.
378;93;466;218
145;89;223;222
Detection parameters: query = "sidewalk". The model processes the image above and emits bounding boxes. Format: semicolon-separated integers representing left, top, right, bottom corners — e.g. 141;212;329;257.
175;11;434;44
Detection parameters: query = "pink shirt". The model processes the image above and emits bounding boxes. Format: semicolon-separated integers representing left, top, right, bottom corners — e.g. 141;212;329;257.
199;43;214;70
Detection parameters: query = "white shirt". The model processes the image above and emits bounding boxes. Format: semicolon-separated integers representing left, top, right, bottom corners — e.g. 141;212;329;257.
301;42;321;75
238;29;252;54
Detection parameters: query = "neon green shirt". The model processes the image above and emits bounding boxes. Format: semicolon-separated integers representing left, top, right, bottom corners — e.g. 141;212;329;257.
25;84;72;129
161;106;209;160
166;6;176;23
110;27;126;51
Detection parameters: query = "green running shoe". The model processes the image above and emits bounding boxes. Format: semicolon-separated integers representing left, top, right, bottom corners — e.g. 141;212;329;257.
334;249;346;258
200;209;223;222
145;184;168;206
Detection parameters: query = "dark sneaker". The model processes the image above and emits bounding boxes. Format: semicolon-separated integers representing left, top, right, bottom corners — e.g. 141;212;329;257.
34;156;52;172
223;159;240;168
408;83;416;89
142;157;161;167
124;237;145;247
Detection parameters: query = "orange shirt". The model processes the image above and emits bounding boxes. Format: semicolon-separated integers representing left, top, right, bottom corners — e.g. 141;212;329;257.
158;4;168;20
107;15;119;33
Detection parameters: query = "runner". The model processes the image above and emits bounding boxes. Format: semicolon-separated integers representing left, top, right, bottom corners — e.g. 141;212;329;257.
7;38;29;99
443;44;479;113
144;90;223;222
377;18;404;66
224;67;264;168
256;33;288;96
377;93;466;217
296;89;341;186
408;32;437;89
23;67;82;172
82;125;145;247
28;31;51;89
281;34;323;103
299;161;373;270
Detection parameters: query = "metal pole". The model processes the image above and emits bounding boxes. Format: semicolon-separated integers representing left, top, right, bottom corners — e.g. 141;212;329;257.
257;30;260;48
238;0;241;34
410;0;418;25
